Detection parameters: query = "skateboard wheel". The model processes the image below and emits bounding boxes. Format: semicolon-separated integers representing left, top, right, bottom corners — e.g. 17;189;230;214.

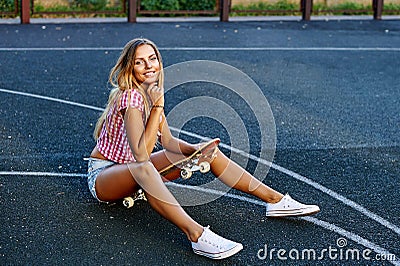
181;168;192;179
123;197;134;208
199;162;210;173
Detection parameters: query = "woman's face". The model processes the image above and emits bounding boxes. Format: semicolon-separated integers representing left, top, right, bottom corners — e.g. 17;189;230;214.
133;44;160;86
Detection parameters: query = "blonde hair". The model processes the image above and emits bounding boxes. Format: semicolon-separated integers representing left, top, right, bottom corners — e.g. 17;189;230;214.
93;38;164;140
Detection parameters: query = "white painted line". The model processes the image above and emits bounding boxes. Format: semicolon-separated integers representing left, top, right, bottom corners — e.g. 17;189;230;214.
0;171;85;178
1;47;400;52
1;89;399;237
169;182;399;265
302;216;400;266
0;47;122;52
174;129;400;237
162;47;400;52
270;163;400;236
0;170;398;264
0;88;104;112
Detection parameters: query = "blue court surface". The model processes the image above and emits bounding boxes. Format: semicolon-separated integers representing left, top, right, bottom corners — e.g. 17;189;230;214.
1;19;399;265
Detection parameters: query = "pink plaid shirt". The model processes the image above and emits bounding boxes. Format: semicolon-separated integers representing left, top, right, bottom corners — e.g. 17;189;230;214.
97;89;144;163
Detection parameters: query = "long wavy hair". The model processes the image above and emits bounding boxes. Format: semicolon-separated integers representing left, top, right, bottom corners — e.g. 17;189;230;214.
93;38;164;140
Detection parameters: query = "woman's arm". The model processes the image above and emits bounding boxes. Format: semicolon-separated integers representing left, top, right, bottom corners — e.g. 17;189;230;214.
125;106;164;162
125;82;166;162
159;114;198;156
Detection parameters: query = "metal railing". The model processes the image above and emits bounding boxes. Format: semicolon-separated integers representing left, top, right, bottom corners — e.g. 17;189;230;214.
1;0;391;24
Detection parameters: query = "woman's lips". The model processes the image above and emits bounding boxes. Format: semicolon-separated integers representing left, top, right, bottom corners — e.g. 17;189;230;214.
144;71;155;78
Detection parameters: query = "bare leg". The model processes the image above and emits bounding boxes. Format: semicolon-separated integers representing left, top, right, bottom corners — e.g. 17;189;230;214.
95;161;203;242
150;149;186;181
150;147;317;218
150;148;283;203
210;149;284;203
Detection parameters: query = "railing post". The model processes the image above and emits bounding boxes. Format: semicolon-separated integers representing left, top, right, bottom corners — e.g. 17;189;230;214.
301;0;312;21
373;0;383;20
220;0;230;22
128;0;137;23
21;0;30;24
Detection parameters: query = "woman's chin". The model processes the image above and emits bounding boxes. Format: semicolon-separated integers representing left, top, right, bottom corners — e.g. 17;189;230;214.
143;78;158;85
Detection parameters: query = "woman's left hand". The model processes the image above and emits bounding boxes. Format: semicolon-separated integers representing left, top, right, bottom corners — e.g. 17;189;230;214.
148;82;164;106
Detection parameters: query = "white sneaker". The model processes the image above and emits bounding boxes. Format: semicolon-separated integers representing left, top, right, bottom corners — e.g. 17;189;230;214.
266;194;320;217
191;226;243;259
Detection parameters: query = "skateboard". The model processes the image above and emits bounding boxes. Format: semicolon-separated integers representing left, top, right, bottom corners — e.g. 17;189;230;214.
122;138;220;208
159;138;220;180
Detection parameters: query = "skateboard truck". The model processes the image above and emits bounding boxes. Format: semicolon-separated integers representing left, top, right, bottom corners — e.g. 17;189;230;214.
123;189;147;208
181;161;211;179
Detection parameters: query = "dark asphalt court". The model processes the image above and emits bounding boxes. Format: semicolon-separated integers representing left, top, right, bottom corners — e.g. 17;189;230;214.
0;18;399;265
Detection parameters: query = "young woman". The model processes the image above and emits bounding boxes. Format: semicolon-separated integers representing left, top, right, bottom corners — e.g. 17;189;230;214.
87;38;320;260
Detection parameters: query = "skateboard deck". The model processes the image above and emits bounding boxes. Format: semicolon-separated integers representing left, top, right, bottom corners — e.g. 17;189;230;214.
123;138;220;208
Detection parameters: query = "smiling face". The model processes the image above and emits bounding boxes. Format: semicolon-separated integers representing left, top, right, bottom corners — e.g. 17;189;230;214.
133;44;160;86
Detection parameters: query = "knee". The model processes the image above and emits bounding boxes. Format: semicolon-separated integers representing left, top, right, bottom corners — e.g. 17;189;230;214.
210;147;221;163
137;160;157;175
128;160;158;181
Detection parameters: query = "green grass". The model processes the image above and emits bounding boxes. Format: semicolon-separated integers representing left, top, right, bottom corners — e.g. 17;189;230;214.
313;2;372;15
232;0;299;15
31;3;125;17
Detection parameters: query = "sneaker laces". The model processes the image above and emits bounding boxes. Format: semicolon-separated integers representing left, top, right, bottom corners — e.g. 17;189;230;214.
278;194;300;207
201;226;226;250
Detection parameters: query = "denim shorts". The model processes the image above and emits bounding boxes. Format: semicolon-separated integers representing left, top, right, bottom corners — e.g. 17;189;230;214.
86;158;115;203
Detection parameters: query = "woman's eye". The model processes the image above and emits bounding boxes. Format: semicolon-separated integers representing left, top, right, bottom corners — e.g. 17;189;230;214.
135;60;144;65
150;57;158;61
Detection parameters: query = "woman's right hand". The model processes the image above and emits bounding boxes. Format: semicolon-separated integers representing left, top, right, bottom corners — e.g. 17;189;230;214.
148;82;164;106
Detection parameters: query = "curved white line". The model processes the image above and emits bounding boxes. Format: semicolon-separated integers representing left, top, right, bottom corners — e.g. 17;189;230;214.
0;89;399;236
175;131;400;237
0;170;398;264
168;182;399;265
